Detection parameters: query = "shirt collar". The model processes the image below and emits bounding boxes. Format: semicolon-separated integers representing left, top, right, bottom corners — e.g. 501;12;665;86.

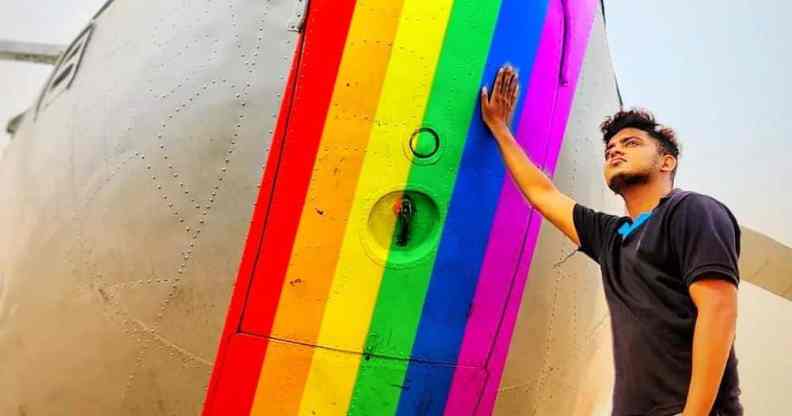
617;189;678;239
660;188;679;203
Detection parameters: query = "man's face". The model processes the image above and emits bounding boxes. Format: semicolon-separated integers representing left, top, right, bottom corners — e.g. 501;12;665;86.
603;128;663;194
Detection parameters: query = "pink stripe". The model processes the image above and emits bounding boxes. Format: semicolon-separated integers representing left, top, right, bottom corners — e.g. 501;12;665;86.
444;0;598;414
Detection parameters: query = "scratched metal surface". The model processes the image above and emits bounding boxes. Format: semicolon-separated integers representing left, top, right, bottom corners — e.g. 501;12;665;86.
0;0;297;414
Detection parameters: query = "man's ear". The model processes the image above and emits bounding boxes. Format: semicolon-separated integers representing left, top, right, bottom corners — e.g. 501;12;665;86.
660;154;677;174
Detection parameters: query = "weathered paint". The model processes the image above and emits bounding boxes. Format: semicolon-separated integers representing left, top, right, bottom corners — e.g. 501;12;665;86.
300;0;456;413
203;0;358;413
205;0;598;414
249;0;409;413
472;0;599;412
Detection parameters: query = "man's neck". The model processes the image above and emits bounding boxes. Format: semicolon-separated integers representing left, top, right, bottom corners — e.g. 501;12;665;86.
621;181;673;219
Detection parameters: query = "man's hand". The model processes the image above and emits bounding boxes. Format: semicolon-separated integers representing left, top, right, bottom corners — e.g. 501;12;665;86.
481;64;520;132
478;63;581;247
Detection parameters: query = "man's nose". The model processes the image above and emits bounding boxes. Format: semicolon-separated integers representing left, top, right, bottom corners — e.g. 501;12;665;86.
606;147;624;160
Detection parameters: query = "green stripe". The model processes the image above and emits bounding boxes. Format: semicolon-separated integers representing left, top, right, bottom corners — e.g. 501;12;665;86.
347;0;503;414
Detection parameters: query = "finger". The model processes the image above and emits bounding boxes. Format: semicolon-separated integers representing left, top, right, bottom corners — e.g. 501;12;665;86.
493;68;504;98
500;66;511;96
481;86;489;104
503;67;517;98
509;74;519;100
505;68;516;97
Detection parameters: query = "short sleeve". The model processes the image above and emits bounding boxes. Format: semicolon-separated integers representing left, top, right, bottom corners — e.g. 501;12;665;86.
573;203;620;263
670;194;741;287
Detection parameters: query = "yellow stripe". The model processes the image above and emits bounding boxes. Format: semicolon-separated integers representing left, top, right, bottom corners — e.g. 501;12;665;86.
297;0;455;414
248;1;405;414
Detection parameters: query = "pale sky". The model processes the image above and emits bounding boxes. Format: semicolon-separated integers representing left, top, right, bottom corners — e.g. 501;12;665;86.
0;0;107;149
1;0;790;246
605;1;791;246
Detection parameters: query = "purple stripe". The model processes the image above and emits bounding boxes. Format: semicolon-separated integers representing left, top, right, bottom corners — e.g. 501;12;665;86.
444;0;598;414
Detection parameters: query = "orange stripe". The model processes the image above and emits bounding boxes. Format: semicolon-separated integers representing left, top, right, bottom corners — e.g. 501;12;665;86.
248;1;406;414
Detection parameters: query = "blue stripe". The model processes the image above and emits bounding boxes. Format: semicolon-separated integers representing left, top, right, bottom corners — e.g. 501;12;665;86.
395;0;551;414
618;212;652;238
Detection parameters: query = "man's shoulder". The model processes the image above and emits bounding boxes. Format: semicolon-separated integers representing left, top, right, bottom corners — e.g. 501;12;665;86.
662;189;740;235
664;189;734;217
573;203;628;241
574;202;626;226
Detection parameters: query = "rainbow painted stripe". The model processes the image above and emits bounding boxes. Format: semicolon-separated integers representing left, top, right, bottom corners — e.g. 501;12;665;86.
204;0;597;414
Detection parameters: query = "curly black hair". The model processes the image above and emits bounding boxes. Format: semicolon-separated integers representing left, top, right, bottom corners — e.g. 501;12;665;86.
600;108;681;180
600;108;680;158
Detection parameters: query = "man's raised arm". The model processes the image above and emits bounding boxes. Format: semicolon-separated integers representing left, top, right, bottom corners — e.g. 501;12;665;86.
481;64;580;246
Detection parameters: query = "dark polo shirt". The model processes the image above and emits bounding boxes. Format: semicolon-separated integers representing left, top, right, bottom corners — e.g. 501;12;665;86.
573;189;742;416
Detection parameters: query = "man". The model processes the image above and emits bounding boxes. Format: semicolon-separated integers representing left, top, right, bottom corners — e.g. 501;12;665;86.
480;65;742;416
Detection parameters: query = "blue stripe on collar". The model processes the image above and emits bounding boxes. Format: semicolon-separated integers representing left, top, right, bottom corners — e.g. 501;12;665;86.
618;212;653;238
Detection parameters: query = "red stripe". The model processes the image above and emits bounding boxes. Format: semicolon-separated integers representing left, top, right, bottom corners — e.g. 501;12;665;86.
202;28;304;416
239;0;356;335
202;334;269;415
202;0;357;414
